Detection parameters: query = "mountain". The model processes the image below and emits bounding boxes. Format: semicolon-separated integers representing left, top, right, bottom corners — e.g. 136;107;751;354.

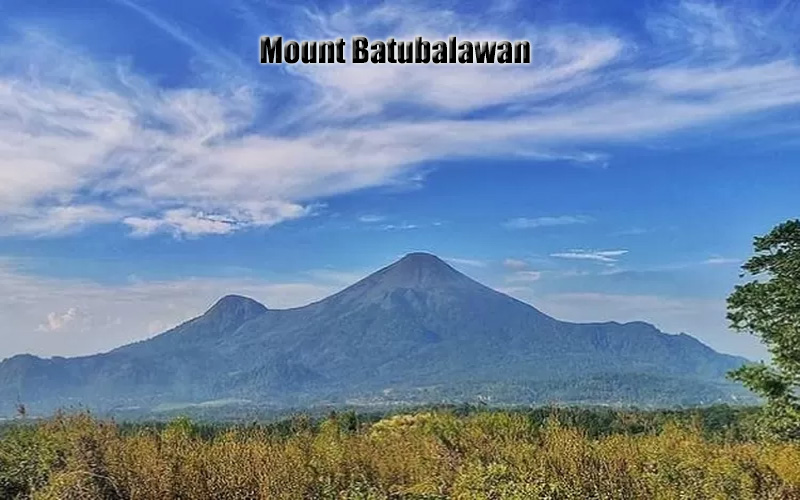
0;253;751;414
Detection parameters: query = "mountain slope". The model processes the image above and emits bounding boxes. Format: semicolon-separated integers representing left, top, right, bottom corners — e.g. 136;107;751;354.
0;253;750;413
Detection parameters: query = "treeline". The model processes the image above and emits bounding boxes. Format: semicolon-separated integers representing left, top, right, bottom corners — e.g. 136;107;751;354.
107;404;762;441
1;405;797;499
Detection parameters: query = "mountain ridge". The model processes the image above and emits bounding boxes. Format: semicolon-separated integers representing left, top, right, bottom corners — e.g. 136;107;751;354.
0;252;751;414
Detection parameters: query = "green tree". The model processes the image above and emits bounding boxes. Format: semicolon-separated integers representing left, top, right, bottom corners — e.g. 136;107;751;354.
728;219;800;440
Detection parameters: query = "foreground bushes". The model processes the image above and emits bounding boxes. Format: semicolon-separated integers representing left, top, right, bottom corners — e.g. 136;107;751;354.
1;410;799;499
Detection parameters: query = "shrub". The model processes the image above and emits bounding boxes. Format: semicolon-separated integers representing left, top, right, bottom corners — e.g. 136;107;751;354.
1;409;799;499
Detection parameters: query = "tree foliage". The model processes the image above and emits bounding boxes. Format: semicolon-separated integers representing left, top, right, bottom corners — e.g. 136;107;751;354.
728;219;800;439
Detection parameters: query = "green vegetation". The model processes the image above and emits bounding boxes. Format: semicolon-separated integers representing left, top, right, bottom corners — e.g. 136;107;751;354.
728;218;800;440
1;406;799;499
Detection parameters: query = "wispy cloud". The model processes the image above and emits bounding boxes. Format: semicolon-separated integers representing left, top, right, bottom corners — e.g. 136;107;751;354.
124;204;313;238
614;227;650;236
1;206;120;237
380;223;419;231
551;249;629;263
112;0;250;80
504;215;593;230
505;270;542;283
294;4;623;117
358;214;386;223
503;258;530;270
0;1;799;238
444;257;487;268
702;256;740;265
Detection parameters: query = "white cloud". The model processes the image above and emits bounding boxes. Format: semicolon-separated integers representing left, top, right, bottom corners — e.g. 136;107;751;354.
558;269;593;278
702;256;740;265
380;223;419;231
444;257;487;268
124;211;237;237
293;4;624;116
504;215;593;229
646;0;788;59
38;308;87;333
503;258;529;270
124;203;312;238
647;1;739;54
358;214;386;223
505;270;542;283
551;249;629;263
0;1;798;239
1;205;120;237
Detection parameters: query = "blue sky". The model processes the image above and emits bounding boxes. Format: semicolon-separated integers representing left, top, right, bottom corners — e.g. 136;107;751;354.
0;0;798;360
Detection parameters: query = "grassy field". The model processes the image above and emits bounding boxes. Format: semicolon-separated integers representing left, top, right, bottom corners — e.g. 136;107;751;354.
1;406;799;499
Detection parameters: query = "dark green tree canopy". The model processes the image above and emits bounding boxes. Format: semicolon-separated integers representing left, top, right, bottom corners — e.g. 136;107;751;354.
728;219;800;439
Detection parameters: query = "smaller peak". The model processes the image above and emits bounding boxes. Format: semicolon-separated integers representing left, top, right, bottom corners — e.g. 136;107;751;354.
212;294;266;309
204;295;267;328
213;294;264;307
